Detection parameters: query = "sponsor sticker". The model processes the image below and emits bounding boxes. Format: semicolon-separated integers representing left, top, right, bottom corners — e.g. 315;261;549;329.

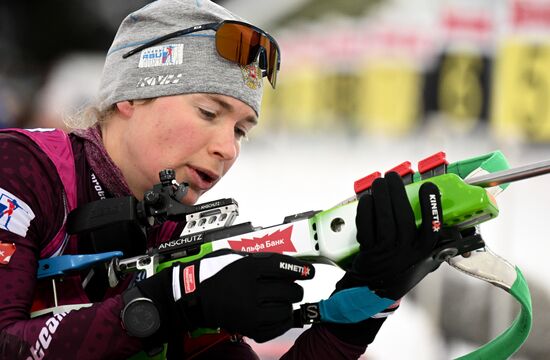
183;265;196;294
138;44;184;68
0;241;16;265
0;187;35;237
227;226;296;253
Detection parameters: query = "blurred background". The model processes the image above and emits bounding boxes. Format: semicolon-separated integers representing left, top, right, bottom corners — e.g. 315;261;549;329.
1;0;549;358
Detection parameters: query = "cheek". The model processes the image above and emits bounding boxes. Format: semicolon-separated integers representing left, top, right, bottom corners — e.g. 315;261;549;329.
161;124;205;163
125;137;162;187
124;116;177;184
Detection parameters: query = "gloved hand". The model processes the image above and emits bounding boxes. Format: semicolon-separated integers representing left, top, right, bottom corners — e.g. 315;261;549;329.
130;249;315;343
342;171;445;298
323;172;447;345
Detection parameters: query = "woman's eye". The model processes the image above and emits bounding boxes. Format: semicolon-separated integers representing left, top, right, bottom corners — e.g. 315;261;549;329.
199;108;216;119
235;127;248;141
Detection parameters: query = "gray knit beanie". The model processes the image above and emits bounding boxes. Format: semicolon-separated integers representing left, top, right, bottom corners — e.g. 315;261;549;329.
98;0;264;115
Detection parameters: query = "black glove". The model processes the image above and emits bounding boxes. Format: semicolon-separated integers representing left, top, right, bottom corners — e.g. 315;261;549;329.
130;249;315;343
325;172;446;345
341;172;445;299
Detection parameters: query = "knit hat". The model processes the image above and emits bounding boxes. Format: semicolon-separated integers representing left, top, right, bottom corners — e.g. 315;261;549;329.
98;0;264;115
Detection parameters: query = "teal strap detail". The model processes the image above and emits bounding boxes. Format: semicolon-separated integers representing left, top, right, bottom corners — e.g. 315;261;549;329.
455;267;532;360
318;286;395;323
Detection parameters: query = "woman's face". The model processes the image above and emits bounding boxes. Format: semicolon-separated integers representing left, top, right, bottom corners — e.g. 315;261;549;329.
106;93;258;204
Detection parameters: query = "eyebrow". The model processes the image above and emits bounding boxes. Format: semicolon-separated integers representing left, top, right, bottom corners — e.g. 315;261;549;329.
205;94;258;126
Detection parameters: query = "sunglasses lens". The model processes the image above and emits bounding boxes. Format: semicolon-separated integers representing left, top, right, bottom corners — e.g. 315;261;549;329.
267;46;278;88
216;22;279;88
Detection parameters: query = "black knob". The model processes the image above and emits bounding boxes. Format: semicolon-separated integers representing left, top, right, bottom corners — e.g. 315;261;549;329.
159;169;175;183
144;191;160;205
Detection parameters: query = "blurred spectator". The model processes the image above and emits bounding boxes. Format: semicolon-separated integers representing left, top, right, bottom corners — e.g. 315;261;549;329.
0;79;22;128
28;53;105;131
0;0;154;128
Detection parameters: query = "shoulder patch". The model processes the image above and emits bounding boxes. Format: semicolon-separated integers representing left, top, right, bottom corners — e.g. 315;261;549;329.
0;187;36;237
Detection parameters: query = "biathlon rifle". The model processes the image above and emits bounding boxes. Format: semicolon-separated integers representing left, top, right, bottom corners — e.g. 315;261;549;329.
38;151;548;359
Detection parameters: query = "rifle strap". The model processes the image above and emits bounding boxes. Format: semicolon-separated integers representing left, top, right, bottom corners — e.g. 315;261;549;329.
448;247;532;359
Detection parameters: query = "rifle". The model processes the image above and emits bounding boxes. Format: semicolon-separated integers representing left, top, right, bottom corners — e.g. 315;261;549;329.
37;150;546;359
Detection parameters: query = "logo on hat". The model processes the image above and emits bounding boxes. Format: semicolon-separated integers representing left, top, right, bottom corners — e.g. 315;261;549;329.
240;63;262;90
138;44;184;68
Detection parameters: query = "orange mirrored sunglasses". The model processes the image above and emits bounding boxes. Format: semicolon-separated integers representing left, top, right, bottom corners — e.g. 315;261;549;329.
123;20;281;88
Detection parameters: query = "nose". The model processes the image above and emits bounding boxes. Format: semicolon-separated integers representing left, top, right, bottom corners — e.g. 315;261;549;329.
208;126;239;161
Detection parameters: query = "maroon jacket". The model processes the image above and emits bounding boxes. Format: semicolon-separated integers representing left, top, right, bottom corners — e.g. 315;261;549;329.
0;128;369;359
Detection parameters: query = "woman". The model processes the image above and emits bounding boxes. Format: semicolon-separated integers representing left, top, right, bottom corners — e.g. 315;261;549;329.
0;0;444;359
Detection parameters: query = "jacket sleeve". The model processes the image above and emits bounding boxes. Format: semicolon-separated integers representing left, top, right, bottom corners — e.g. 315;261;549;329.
280;301;389;358
279;324;369;360
0;134;144;359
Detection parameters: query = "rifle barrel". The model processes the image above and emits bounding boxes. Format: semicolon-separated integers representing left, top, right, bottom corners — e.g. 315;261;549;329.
466;159;550;187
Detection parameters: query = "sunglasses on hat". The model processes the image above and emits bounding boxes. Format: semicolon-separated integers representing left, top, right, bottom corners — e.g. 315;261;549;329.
123;20;281;88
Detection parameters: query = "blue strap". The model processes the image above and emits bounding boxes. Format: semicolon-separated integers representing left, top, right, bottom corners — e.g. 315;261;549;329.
318;286;395;323
37;251;123;279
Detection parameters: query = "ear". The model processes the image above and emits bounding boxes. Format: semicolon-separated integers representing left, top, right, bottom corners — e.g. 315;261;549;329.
115;101;135;118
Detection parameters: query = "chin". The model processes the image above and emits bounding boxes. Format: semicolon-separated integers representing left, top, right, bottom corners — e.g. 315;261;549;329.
181;189;202;205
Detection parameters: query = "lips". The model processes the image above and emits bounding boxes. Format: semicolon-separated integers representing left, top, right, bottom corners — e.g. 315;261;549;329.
186;166;220;191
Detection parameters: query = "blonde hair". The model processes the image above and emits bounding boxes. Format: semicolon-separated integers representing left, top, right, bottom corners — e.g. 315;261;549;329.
64;98;156;130
64;104;117;130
